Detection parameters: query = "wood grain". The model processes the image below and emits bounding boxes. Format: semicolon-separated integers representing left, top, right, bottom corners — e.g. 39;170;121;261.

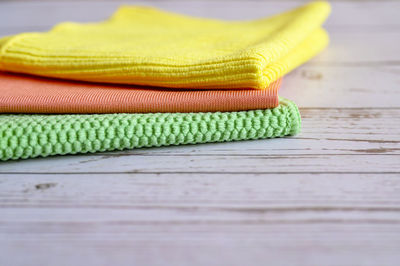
0;1;400;266
1;173;400;266
0;108;399;173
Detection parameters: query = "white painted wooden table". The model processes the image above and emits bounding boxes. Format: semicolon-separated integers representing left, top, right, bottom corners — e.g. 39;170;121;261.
1;1;400;265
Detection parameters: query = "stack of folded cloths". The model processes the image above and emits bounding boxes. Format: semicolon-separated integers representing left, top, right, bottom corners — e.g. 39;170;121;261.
0;1;330;161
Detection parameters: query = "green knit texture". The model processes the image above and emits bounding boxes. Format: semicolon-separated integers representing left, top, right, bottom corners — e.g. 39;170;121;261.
0;98;301;161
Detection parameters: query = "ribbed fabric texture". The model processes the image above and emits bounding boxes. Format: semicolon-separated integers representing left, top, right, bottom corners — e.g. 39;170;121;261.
0;72;281;113
0;98;300;161
0;2;330;89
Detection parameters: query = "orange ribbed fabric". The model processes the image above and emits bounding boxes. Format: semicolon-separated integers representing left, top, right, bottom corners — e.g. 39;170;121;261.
0;72;281;114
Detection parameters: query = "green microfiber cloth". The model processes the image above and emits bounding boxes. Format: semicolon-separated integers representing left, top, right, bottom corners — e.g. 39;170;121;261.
0;98;300;161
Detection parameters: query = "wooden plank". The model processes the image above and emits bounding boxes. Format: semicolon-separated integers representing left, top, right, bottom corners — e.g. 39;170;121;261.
1;1;399;29
0;108;398;172
310;31;400;63
2;153;399;174
1;173;400;208
1;224;399;266
281;66;400;108
1;173;400;265
0;1;399;265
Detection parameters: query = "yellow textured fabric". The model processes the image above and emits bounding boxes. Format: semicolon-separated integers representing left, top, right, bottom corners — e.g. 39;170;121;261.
0;1;330;89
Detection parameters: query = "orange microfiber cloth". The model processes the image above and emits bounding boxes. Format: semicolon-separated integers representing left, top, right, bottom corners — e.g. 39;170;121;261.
0;72;281;114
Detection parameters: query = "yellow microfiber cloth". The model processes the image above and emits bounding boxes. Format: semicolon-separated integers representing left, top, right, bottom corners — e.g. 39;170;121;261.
0;1;330;89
